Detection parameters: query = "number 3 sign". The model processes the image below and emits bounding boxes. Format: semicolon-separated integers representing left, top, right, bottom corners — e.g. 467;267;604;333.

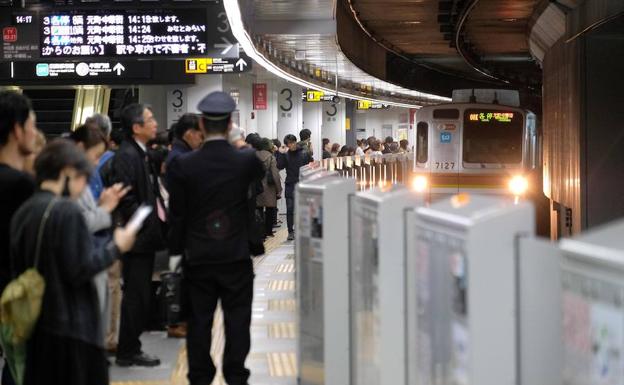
167;87;187;130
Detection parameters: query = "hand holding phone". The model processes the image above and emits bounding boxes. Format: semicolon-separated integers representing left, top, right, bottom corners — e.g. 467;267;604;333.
126;205;153;232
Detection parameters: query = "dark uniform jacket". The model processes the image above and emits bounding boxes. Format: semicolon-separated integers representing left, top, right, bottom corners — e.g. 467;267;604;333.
276;146;312;198
110;139;164;254
166;138;192;170
10;191;119;347
167;139;264;265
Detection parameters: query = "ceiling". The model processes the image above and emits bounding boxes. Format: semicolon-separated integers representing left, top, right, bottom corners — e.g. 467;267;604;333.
240;0;451;105
345;0;543;86
233;0;544;105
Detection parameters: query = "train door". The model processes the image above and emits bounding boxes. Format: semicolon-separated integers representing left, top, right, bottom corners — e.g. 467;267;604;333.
429;108;462;199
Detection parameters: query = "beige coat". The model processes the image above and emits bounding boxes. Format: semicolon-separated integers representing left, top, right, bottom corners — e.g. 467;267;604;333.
256;150;282;208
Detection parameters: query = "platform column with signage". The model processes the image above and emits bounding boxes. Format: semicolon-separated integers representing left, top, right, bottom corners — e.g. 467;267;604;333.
277;81;303;143
321;100;346;148
296;176;356;385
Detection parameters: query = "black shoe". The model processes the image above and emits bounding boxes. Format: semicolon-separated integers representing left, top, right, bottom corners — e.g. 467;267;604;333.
116;352;161;367
287;232;295;241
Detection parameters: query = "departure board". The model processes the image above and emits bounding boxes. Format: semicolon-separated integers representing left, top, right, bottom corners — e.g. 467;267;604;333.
40;10;208;58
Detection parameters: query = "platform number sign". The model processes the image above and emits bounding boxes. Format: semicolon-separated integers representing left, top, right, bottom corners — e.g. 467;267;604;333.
280;88;293;113
326;102;337;117
440;132;452;143
217;12;229;33
167;87;187;130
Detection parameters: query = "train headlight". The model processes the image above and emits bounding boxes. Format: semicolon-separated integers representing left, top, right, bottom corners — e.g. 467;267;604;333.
411;175;428;193
508;175;529;196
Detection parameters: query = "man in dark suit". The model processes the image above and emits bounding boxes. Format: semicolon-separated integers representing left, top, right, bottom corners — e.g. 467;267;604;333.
165;113;203;170
167;92;263;385
276;134;312;240
111;103;165;367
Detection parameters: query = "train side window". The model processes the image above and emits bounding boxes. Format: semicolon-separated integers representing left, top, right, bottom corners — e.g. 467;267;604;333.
416;122;428;163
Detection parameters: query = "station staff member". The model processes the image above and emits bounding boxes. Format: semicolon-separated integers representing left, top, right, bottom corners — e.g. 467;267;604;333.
167;92;264;385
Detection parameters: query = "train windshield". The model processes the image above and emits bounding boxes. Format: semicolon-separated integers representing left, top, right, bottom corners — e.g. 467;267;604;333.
462;109;523;164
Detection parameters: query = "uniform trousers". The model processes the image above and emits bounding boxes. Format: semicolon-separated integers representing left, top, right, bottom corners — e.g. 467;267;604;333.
117;252;155;358
185;259;254;385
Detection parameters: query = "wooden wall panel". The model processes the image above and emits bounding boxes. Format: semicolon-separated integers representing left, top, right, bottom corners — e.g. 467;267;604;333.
542;38;583;236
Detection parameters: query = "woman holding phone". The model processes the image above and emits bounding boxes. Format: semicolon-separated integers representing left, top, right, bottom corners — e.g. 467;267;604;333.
9;140;138;385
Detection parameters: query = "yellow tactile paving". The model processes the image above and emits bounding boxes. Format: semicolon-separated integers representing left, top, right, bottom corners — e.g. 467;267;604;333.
275;263;295;273
268;299;296;312
267;352;297;377
268;322;296;339
268;280;296;291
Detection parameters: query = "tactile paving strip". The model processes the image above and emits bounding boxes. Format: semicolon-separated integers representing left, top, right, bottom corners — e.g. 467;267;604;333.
275;263;295;273
268;299;296;312
267;352;297;377
268;322;296;339
268;280;295;291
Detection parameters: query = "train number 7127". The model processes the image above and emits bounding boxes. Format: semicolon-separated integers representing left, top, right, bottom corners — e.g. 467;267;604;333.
435;162;456;170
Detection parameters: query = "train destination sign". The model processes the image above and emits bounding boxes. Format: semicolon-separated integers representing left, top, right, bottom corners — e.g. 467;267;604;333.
467;111;516;123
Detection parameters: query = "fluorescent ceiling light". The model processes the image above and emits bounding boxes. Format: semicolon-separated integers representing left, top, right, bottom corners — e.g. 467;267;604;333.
223;0;449;108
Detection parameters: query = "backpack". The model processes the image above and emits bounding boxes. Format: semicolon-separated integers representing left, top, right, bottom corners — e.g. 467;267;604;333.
0;198;57;385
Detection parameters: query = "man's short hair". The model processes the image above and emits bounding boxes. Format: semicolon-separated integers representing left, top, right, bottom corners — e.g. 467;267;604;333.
121;103;151;137
299;128;311;141
385;136;394;144
200;114;230;135
109;128;125;147
174;113;199;139
284;134;297;145
0;91;33;146
85;113;112;138
322;138;330;146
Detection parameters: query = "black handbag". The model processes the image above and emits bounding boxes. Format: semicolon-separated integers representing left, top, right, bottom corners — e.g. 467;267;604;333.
247;183;265;256
159;268;184;326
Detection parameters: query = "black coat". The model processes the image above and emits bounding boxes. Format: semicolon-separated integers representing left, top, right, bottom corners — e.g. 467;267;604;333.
10;191;119;347
165;138;192;170
110;139;164;253
276;146;312;197
167;139;264;265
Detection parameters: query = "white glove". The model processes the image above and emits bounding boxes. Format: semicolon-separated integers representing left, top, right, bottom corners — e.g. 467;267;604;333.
169;255;182;272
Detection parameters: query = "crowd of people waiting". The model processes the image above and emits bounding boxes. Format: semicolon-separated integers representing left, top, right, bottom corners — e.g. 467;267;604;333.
321;136;410;159
0;89;323;385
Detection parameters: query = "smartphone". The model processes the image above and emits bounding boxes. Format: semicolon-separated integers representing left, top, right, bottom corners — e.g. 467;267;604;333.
126;205;153;232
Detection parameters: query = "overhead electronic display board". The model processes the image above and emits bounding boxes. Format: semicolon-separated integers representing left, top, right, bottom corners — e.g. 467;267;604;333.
0;3;240;61
40;10;207;58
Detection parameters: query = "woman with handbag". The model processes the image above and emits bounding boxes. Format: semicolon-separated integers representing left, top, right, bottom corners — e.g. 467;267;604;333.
8;140;137;385
255;138;282;238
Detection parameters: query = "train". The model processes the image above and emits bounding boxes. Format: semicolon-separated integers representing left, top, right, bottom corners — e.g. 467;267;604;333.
308;89;550;235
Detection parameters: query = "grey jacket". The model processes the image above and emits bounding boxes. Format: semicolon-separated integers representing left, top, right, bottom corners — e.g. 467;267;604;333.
77;187;112;233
